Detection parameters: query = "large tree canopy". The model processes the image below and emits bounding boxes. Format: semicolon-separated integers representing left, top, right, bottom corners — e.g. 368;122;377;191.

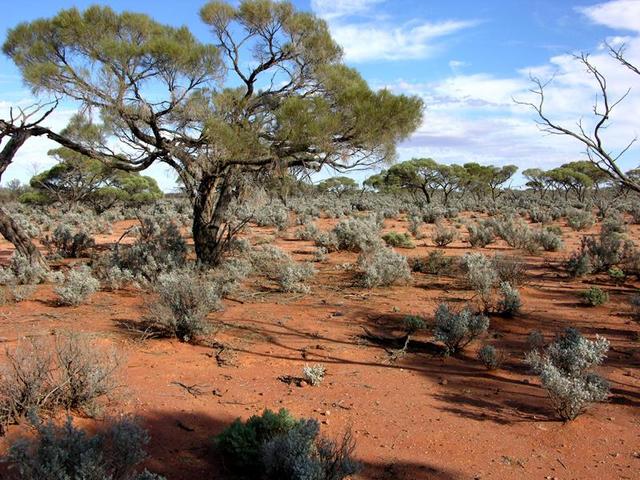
3;1;423;265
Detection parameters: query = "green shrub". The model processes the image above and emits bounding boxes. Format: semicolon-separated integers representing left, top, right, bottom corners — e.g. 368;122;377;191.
250;246;316;293
608;267;625;285
382;231;415;249
566;251;593;277
409;250;453;275
216;409;359;480
215;409;300;476
580;287;609;306
333;217;382;252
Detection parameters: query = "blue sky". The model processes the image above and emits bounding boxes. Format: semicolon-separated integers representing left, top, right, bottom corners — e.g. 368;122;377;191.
1;0;640;190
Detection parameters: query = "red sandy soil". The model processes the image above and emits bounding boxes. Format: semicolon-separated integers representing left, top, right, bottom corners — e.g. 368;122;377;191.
0;215;638;480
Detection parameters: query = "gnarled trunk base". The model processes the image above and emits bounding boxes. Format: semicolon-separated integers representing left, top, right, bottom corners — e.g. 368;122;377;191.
0;206;47;268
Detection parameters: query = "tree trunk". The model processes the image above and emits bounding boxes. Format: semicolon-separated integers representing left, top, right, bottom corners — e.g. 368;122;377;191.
0;205;47;267
192;173;237;268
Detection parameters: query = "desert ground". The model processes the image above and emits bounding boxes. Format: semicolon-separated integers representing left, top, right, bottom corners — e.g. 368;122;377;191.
0;213;638;480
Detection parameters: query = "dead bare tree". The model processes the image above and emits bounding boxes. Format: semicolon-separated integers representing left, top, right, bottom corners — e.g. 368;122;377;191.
0;101;58;267
515;46;640;193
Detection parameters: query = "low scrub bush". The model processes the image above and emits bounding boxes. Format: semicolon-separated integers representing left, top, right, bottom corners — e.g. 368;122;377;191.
410;250;453;275
566;208;595;231
333;216;382;252
382;231;415;249
498;281;522;316
492;217;533;249
566;251;593;277
113;217;187;281
608;266;625;285
477;344;505;370
492;254;528;287
215;409;359;480
0;252;48;286
55;266;100;306
42;224;95;258
147;268;221;342
5;416;164;480
0;334;118;429
250;246;316;293
580;286;609;307
432;222;457;247
433;303;489;354
466;221;495;248
533;228;564;252
525;328;609;420
357;247;411;288
302;364;326;386
461;253;498;307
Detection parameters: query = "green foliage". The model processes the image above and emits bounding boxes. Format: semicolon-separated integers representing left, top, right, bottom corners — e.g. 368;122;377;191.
580;287;609;307
608;266;625;285
403;315;427;334
382;231;415;249
316;177;359;197
215;408;359;480
215;409;300;477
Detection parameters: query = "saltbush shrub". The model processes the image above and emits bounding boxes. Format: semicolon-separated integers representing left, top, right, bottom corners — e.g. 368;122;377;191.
357;247;411;288
566;208;595;231
466;221;495;248
410;250;453;275
433;303;489;354
55;266;100;306
43;224;95;258
477;344;505;370
302;364;326;386
0;252;48;286
498;281;522;316
461;253;498;307
147;268;220;342
533;228;564;252
525;328;609;420
250;246;316;293
432;222;457;247
333;216;382;252
5;416;164;480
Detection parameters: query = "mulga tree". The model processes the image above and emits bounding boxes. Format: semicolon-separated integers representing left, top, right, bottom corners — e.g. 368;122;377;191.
0;103;55;267
3;1;422;266
316;176;359;198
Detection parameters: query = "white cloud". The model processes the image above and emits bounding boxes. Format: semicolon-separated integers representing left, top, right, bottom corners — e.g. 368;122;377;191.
577;0;640;32
329;19;478;62
385;28;640;177
310;0;385;20
311;0;478;62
